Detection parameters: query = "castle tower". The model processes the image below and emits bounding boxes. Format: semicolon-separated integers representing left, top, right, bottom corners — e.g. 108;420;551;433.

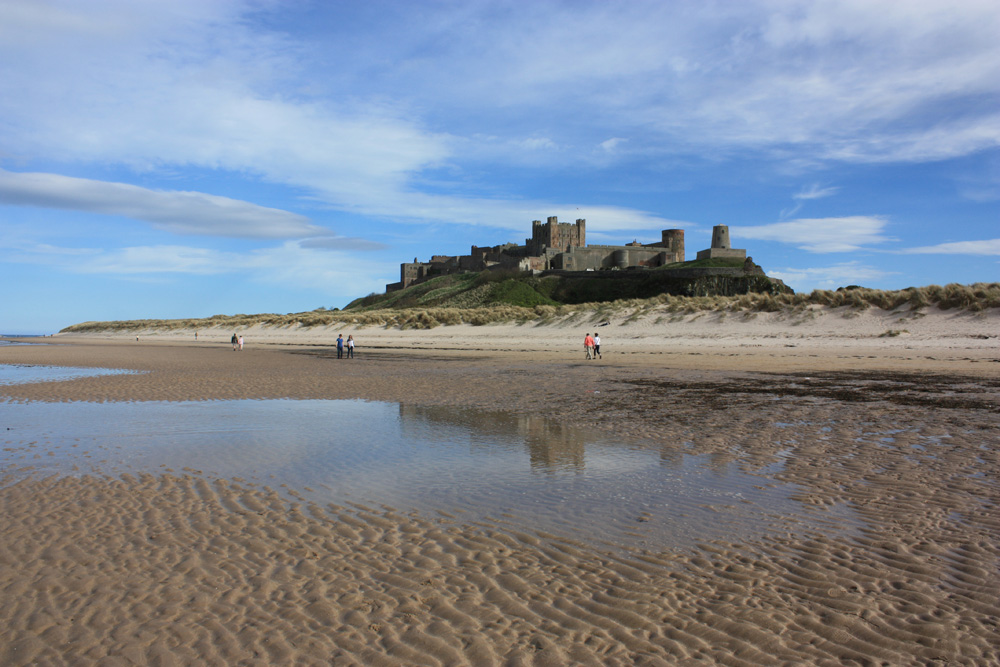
662;229;685;262
696;224;745;260
528;216;585;254
711;225;731;250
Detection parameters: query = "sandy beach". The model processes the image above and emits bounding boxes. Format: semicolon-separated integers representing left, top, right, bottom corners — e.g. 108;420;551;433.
2;306;999;665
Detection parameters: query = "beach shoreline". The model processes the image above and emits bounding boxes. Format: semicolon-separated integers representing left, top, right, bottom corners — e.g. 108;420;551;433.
2;314;999;665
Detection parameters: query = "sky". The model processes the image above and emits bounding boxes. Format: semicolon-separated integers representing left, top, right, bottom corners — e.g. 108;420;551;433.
1;0;998;334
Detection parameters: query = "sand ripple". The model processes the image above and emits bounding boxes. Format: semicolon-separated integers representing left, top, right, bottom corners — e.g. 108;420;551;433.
0;466;998;665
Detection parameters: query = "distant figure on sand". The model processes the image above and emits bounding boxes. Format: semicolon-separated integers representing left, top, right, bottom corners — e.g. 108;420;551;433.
194;331;198;341
337;334;344;359
238;335;244;351
231;333;238;351
347;335;355;359
593;333;602;359
584;333;595;360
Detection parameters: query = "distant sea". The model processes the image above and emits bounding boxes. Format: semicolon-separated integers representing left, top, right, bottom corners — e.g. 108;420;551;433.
0;335;48;345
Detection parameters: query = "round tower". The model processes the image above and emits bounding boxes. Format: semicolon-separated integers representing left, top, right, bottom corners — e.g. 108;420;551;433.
711;225;731;250
662;229;685;262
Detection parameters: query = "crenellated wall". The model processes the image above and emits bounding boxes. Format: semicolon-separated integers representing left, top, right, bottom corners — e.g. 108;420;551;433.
388;218;700;292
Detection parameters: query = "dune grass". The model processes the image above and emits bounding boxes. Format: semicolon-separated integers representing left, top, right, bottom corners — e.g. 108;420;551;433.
59;283;1000;333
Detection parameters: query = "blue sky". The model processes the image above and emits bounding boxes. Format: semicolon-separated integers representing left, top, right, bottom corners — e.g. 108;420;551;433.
1;0;998;334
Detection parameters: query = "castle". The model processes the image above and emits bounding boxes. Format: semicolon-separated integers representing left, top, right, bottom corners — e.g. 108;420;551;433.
386;217;745;292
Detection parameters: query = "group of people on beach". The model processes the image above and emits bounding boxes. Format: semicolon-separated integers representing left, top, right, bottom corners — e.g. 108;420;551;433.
336;334;355;359
222;332;356;358
583;332;601;360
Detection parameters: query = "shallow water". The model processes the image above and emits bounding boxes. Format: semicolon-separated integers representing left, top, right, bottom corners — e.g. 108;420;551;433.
0;392;862;550
0;363;137;385
0;363;865;550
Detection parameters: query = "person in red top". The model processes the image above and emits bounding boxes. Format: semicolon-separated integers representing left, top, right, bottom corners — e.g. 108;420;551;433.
584;333;595;360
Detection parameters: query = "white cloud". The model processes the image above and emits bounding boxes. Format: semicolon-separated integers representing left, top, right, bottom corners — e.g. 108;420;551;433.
793;183;839;200
299;236;387;252
769;262;896;292
519;137;558;151
12;238;391;295
0;169;327;239
781;183;840;219
79;245;227;275
0;1;452;217
600;138;628;152
2;0;997;234
734;216;892;252
367;194;689;235
900;239;1000;255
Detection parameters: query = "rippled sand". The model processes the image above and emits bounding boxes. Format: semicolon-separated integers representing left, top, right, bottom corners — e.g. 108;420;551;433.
1;335;999;665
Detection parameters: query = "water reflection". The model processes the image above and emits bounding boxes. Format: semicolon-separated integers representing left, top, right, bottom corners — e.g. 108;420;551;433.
398;405;589;473
0;398;846;550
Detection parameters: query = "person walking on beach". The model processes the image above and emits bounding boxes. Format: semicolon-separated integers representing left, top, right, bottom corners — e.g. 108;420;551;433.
238;335;244;351
593;333;602;359
231;333;238;351
336;334;344;359
584;333;595;360
346;334;355;359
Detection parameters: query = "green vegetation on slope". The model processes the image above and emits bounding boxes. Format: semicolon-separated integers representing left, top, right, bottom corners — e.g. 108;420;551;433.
345;270;560;311
657;257;747;269
344;261;786;312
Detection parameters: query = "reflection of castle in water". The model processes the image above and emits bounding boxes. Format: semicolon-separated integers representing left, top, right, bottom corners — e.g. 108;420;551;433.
398;405;588;473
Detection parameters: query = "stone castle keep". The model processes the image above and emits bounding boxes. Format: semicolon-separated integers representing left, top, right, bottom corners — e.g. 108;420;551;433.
387;217;744;292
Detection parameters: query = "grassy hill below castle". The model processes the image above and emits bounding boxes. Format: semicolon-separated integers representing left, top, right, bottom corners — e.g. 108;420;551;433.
344;258;784;311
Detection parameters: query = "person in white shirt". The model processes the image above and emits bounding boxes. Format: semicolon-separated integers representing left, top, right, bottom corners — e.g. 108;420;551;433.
593;334;601;359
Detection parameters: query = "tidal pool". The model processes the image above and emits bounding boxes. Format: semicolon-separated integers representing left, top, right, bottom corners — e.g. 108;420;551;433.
0;363;138;385
0;394;856;550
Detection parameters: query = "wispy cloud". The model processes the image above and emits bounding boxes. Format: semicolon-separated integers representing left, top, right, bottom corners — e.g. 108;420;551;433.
900;239;1000;255
600;138;628;153
793;184;839;200
734;216;893;252
769;262;896;291
781;183;840;218
2;0;998;230
299;236;387;252
10;239;392;295
0;170;327;239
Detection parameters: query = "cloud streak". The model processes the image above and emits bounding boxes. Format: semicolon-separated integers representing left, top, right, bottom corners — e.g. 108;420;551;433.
769;262;896;291
0;170;327;239
8;238;392;296
900;239;1000;255
734;216;893;253
794;184;839;200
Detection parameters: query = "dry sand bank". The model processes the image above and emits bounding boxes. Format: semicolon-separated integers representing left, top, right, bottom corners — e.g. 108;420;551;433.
2;313;999;665
54;303;1000;374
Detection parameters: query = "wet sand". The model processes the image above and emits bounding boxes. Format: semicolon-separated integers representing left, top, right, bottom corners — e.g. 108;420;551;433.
2;325;999;665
